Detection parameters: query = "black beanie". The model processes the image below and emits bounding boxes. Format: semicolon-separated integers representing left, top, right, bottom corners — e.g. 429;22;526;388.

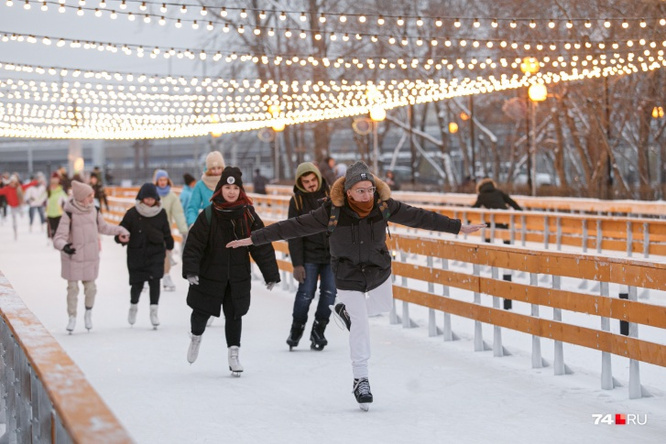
136;182;160;201
216;166;244;191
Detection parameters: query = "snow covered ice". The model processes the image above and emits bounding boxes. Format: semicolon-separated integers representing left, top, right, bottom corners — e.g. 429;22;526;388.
1;220;665;443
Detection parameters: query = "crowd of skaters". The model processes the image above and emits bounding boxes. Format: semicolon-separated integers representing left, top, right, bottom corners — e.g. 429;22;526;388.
2;154;528;410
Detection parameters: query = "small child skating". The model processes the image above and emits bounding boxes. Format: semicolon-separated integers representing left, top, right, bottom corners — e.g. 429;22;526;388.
53;180;129;333
116;183;174;329
182;167;280;376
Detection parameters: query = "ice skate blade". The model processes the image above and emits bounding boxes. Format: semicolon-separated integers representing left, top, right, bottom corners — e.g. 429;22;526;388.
310;343;325;351
67;331;73;335
230;371;242;377
358;403;370;412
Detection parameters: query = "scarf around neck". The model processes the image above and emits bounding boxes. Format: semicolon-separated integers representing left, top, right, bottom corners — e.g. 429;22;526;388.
202;173;221;191
347;197;375;218
156;184;171;197
71;198;94;213
135;200;162;218
211;190;254;238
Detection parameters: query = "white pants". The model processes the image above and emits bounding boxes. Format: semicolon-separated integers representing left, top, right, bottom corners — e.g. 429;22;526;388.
336;276;393;379
67;280;97;317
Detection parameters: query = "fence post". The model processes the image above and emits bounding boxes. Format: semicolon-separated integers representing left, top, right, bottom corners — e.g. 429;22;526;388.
441;258;458;341
426;256;441;337
491;267;505;357
530;272;544;368
599;281;616;390
627;286;649;399
582;220;588;253
552;275;571;375
520;214;526;246
596;219;603;254
626;220;633;257
473;264;490;352
509;213;516;245
489;213;495;243
643;222;649;258
543;215;550;250
555;217;562;251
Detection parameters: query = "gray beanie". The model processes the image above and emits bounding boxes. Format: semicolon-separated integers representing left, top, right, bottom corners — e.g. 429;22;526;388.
344;161;375;191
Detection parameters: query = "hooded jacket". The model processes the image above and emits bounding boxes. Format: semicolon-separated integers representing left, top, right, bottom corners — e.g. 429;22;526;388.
287;164;330;266
472;178;522;211
251;176;462;292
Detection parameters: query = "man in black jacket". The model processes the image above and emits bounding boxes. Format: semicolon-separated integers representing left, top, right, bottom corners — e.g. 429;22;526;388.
285;162;335;351
227;161;485;410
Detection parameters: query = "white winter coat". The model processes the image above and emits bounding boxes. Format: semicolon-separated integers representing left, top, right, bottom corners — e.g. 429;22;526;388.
53;198;129;281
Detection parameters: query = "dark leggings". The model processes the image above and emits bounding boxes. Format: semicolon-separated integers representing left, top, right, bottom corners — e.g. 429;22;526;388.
47;216;61;239
190;283;242;347
130;278;161;305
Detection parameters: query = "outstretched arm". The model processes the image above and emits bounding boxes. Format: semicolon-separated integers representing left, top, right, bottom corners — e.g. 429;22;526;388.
460;223;487;234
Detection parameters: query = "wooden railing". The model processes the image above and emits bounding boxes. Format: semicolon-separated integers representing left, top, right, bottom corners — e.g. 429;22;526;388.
0;272;133;443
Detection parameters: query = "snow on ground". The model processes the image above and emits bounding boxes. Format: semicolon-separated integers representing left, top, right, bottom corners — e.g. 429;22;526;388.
1;216;665;444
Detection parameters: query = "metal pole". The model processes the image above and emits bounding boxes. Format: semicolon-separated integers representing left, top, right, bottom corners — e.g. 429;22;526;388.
470;95;475;180
372;120;379;174
530;101;537;196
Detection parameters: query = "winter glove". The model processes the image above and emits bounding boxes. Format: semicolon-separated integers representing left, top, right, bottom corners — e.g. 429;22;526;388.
292;265;306;284
62;243;76;255
266;282;278;291
187;275;199;286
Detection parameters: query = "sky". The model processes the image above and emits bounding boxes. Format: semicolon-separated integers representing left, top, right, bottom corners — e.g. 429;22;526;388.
1;215;665;443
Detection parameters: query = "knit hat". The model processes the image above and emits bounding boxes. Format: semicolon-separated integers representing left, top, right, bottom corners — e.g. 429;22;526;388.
136;183;161;201
216;166;244;191
71;180;94;202
183;173;196;185
205;151;225;171
153;169;173;185
344;161;375;191
295;162;322;192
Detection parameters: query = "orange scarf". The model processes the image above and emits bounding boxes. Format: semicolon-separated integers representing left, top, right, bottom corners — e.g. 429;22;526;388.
348;198;374;218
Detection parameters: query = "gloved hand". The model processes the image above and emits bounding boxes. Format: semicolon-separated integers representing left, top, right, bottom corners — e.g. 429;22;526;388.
62;243;76;255
266;282;278;291
187;275;199;286
292;265;306;283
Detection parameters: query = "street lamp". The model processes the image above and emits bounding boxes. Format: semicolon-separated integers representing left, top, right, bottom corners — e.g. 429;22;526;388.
528;83;547;196
369;104;386;173
520;57;540;194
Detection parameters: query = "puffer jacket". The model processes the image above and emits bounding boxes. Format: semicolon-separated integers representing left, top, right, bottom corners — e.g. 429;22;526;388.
251;177;462;292
183;204;280;318
116;206;174;284
287;179;330;266
53;198;129;281
185;180;215;226
472;179;522;210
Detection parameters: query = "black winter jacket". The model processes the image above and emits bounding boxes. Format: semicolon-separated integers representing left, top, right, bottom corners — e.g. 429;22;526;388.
287;181;330;266
116;206;174;284
472;179;522;211
251;178;461;292
182;204;280;318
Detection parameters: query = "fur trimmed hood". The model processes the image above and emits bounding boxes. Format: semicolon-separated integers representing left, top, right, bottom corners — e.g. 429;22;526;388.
476;178;497;193
330;175;391;206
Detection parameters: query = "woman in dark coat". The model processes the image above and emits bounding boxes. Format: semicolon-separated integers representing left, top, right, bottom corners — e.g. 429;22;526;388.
116;183;174;329
472;178;522;211
182;166;280;375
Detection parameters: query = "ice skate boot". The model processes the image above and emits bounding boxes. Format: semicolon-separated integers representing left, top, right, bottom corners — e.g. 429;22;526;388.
66;316;76;334
286;322;305;350
149;304;160;329
84;308;93;331
187;334;202;364
353;378;373;411
228;346;243;376
310;319;329;351
162;274;176;292
330;303;351;331
128;303;138;326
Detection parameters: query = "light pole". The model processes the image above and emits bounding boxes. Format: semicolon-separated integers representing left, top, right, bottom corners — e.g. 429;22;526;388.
369;105;386;174
528;83;548;196
520;57;540;194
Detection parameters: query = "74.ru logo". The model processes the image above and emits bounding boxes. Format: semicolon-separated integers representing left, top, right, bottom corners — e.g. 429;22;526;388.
592;414;648;425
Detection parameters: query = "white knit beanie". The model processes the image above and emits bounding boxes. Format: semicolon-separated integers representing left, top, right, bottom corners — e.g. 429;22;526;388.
205;151;225;171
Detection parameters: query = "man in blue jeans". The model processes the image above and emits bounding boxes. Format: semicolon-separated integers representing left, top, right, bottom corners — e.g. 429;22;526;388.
286;162;336;350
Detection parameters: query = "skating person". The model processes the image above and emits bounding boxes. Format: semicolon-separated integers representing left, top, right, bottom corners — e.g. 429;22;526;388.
185;151;224;227
227;161;485;409
285;162;335;351
53;180;129;333
154;169;187;292
116;183;174;329
46;174;67;242
252;168;268;194
182;167;280;375
0;174;37;240
89;174;109;212
180;173;196;214
24;172;47;232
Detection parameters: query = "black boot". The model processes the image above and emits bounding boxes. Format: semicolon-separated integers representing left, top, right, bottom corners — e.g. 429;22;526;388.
310;319;329;351
286;322;305;350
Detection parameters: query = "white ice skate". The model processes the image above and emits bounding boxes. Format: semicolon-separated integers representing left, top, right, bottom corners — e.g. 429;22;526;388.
149;305;160;329
128;303;138;326
84;308;93;331
66;316;76;334
228;346;243;377
162;275;176;292
187;334;202;364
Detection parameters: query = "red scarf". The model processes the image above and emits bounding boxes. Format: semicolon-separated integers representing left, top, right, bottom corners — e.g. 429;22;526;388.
348;198;374;218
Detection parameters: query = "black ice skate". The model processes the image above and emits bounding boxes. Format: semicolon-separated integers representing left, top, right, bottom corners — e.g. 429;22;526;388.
353;378;373;411
310;319;328;351
286;322;305;350
330;303;351;331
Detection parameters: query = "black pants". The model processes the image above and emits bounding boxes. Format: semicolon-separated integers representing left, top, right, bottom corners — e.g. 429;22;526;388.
130;278;161;305
47;216;61;239
190;283;242;347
